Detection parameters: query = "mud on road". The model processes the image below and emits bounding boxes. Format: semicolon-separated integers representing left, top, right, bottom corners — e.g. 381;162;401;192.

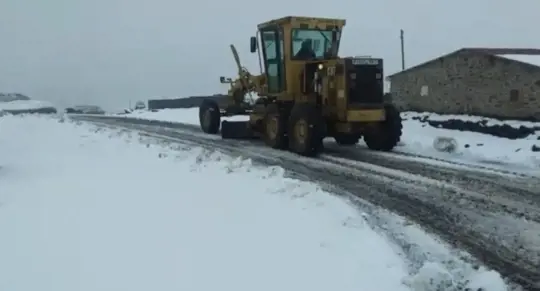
71;115;540;290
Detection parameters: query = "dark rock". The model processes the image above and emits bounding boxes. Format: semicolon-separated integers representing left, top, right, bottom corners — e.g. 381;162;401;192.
425;119;536;139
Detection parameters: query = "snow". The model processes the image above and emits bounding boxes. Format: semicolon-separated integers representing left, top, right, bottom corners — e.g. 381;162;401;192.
0;114;413;291
400;112;539;170
497;54;540;67
0;99;56;111
0;114;512;291
0;93;30;102
119;108;540;171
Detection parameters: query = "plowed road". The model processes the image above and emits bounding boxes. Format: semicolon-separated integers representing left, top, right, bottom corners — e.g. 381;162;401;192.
72;114;540;290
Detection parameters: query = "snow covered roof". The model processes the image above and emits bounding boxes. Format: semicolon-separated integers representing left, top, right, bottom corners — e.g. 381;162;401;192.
388;48;540;78
496;54;540;67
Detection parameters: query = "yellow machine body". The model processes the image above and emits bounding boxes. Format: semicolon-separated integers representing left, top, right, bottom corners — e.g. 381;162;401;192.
204;15;402;156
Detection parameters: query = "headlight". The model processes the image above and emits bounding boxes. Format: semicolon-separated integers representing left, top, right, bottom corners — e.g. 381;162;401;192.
318;64;324;70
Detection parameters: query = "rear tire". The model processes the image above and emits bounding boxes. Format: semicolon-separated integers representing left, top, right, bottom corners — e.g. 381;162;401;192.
364;104;402;151
263;104;288;149
199;99;221;134
288;104;323;157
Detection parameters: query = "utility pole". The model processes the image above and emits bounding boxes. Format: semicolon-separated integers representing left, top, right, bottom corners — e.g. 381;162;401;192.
400;29;405;70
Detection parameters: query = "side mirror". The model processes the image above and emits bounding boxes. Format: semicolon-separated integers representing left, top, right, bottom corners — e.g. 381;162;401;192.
250;36;257;53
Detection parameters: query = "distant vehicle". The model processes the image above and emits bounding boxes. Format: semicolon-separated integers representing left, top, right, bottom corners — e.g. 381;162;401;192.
134;101;146;110
65;105;105;114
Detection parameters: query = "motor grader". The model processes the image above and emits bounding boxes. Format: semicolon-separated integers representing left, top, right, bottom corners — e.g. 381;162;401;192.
199;16;402;157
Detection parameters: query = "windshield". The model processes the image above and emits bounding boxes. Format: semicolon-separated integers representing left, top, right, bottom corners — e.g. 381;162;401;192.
291;28;340;60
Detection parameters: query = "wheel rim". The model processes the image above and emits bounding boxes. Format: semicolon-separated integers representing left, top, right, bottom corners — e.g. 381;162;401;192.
266;116;278;140
294;119;308;145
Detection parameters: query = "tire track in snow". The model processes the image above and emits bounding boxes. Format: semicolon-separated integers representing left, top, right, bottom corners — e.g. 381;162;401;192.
70;114;538;178
71;115;538;290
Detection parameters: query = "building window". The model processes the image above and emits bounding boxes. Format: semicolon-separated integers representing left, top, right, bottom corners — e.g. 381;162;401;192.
510;89;519;102
420;85;429;96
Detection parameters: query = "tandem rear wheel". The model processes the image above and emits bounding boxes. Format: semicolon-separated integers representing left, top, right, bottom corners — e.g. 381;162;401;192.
363;104;403;151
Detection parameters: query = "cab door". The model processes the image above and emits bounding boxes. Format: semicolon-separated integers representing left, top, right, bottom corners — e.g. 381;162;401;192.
260;28;286;94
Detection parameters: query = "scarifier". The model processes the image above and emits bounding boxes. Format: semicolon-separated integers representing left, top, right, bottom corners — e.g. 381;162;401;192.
199;16;403;157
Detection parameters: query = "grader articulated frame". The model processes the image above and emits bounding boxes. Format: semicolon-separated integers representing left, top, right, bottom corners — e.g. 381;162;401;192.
199;16;403;157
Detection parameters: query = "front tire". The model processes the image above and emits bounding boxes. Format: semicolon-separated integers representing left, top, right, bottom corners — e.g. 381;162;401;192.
199;99;221;134
288;104;323;157
263;104;288;149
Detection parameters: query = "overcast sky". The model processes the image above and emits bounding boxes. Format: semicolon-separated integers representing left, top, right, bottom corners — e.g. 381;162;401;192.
1;0;539;110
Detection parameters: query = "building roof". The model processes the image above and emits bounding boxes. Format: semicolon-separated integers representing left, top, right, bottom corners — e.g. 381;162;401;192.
387;47;540;79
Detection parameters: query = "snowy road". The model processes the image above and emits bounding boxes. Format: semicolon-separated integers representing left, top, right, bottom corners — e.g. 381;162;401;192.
71;114;540;290
1;114;515;291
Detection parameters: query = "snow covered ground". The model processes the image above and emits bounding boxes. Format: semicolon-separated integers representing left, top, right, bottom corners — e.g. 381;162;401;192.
121;108;540;171
0;99;56;111
0;114;510;291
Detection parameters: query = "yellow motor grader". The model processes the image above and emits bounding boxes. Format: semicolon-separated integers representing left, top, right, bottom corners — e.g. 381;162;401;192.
199;16;402;157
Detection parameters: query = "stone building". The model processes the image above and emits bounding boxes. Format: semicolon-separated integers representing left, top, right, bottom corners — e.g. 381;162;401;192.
387;48;540;120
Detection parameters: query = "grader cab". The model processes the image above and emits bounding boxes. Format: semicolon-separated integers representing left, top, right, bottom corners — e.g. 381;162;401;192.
199;16;402;157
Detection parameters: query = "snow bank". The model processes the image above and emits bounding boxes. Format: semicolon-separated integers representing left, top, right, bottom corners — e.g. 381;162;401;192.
399;112;539;169
0;114;415;291
0;100;56;111
400;116;539;165
0;93;30;102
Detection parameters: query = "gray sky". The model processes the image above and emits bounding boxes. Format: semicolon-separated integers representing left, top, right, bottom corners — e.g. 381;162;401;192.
1;0;538;111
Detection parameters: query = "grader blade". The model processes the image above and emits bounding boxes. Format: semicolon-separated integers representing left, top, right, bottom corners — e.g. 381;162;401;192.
220;120;257;139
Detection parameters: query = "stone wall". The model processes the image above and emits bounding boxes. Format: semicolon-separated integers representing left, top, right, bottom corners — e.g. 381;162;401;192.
148;95;228;110
389;51;540;120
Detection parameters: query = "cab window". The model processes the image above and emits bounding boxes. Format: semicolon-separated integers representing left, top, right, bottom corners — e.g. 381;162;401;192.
291;28;339;60
261;29;285;93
